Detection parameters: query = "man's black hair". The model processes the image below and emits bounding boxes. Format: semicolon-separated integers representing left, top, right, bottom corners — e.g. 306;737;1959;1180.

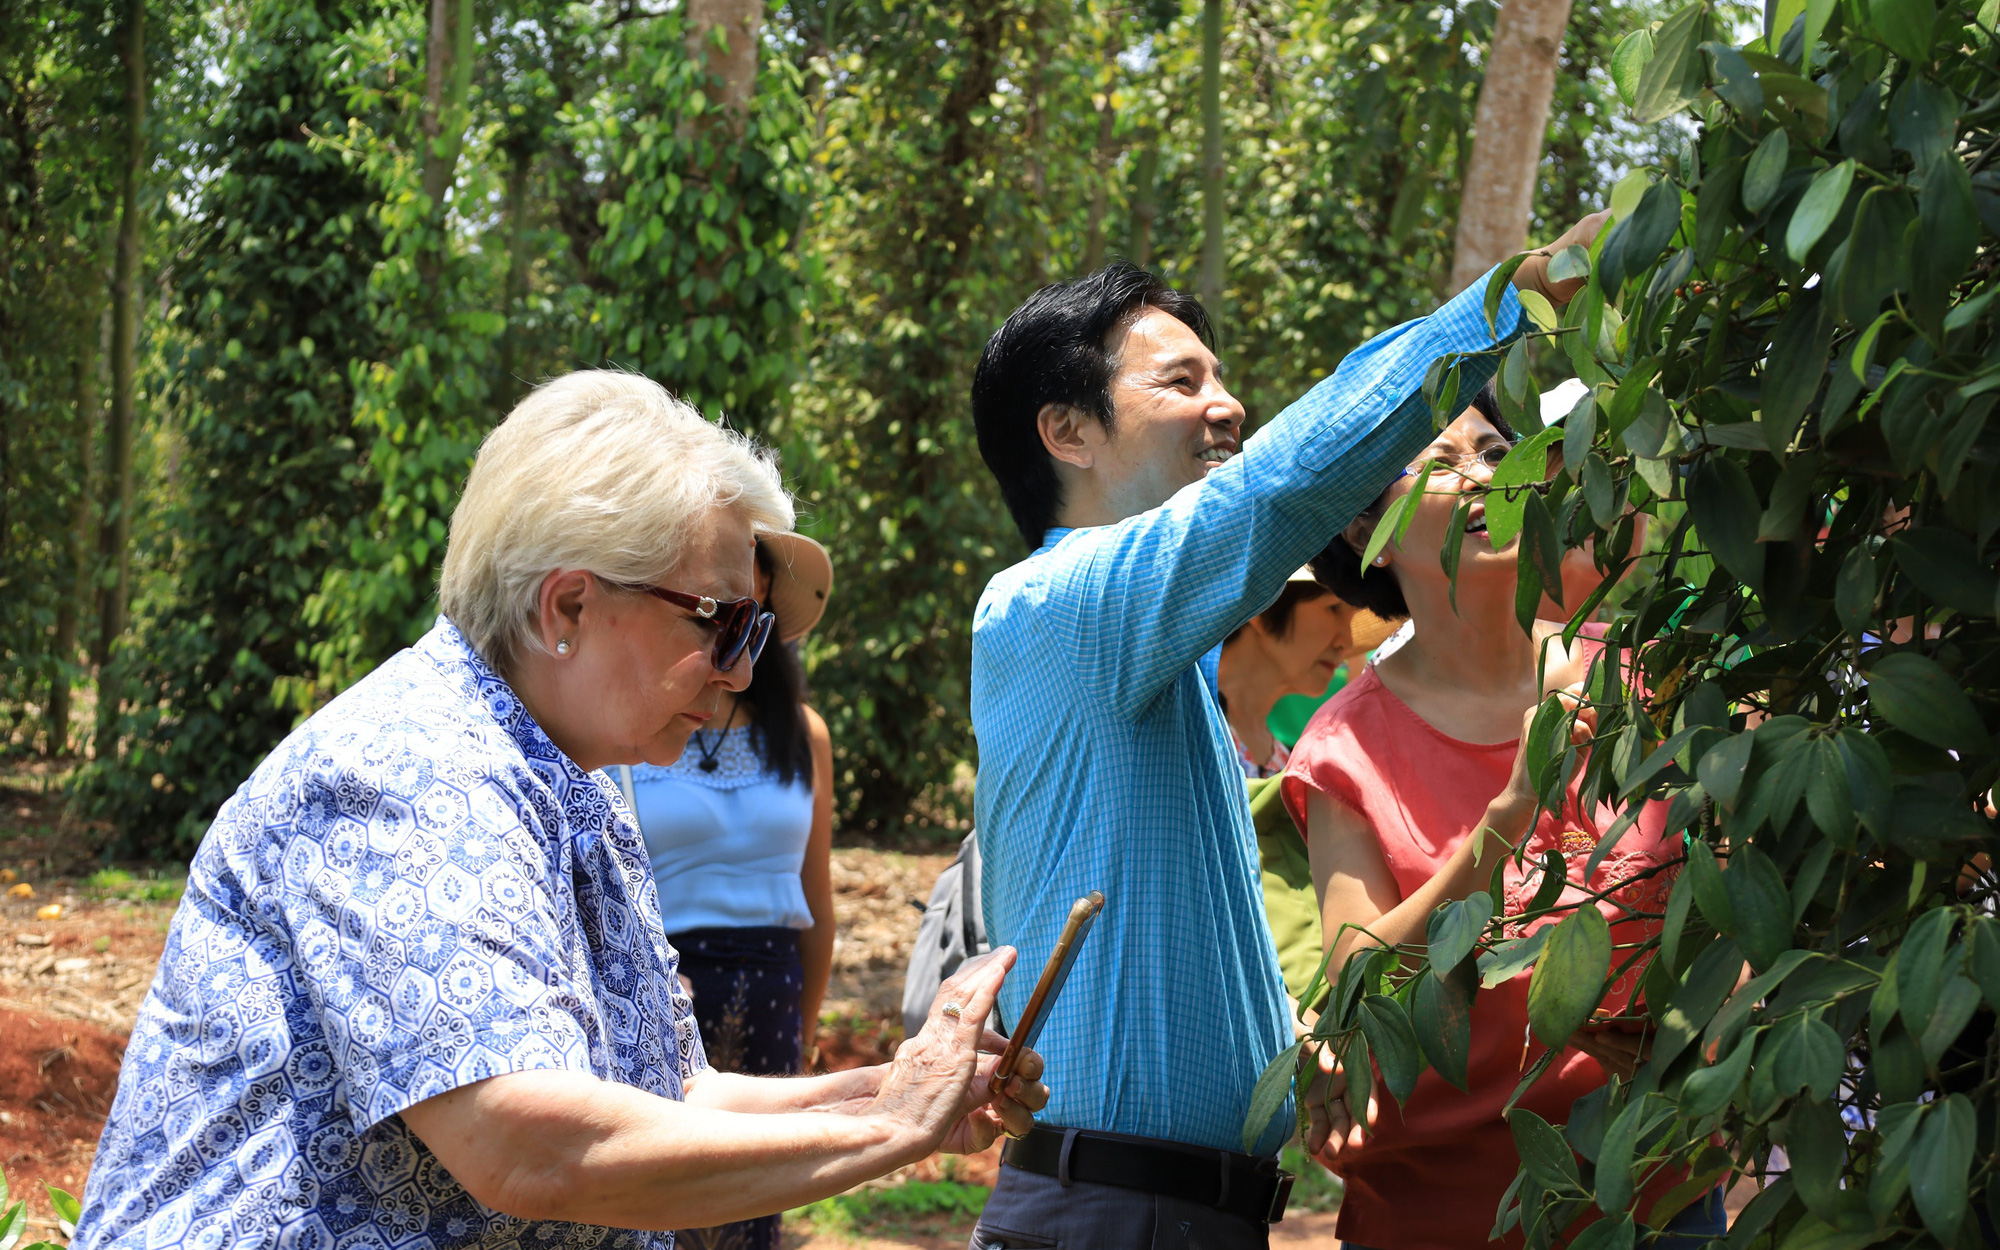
1308;384;1513;620
972;262;1214;550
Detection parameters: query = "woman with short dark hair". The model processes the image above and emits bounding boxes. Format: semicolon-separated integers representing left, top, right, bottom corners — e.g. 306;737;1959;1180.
1217;571;1378;779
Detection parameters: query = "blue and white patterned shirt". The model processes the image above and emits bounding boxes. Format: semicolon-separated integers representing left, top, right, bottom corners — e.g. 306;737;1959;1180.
973;273;1521;1156
75;618;704;1250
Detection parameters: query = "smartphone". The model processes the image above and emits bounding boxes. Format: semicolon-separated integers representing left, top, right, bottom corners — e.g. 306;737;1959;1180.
993;891;1104;1083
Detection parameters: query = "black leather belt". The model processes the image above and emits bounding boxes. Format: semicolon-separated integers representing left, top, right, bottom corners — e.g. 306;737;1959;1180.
1000;1125;1294;1225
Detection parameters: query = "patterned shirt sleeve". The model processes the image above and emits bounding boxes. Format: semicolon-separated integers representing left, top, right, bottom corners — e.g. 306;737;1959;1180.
257;742;603;1132
1029;273;1523;720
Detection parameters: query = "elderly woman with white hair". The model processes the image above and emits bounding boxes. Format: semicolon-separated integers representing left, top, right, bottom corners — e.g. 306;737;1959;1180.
72;371;1043;1250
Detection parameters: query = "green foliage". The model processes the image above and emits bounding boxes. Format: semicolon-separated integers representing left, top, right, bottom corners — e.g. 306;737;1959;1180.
768;0;1038;831
303;0;504;687
781;0;1674;832
0;0;119;753
307;0;816;697
570;14;814;427
0;1160;74;1250
74;0;388;851
1250;0;2000;1241
9;0;1679;847
83;866;182;900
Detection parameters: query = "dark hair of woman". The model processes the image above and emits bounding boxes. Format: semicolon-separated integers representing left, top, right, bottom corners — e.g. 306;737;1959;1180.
1222;579;1329;648
1308;384;1515;622
1216;579;1332;717
743;542;815;786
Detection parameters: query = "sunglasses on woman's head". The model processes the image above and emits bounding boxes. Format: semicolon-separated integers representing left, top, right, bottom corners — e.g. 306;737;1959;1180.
632;585;775;672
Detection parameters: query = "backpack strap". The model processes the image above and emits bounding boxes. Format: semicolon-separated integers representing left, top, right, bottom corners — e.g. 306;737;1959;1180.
614;764;637;813
959;829;980;947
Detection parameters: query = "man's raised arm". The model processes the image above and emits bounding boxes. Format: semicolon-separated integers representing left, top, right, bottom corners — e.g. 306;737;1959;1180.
1035;269;1515;721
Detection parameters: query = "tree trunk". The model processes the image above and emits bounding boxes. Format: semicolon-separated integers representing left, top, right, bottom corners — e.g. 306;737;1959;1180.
1130;138;1158;269
686;0;763;119
94;0;144;762
498;151;532;399
419;0;474;286
1448;0;1574;291
1198;0;1225;311
1080;65;1121;273
49;332;100;756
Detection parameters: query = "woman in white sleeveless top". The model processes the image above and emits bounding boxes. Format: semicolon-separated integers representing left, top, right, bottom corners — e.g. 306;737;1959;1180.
621;533;835;1250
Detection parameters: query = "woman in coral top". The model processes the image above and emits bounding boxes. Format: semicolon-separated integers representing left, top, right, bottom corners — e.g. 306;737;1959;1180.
1280;390;1723;1250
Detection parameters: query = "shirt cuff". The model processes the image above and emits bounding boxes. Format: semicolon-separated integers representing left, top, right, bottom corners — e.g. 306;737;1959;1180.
1443;263;1527;352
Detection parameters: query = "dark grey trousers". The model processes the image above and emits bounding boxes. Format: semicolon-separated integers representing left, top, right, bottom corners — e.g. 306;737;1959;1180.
968;1163;1271;1250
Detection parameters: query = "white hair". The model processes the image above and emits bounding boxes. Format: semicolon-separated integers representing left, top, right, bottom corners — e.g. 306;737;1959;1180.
439;370;794;672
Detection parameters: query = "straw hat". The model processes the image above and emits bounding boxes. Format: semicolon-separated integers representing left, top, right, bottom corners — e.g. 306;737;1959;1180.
1347;608;1400;655
758;531;833;643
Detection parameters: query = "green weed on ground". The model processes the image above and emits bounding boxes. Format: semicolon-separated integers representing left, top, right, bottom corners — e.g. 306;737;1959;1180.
787;1178;989;1240
1277;1145;1343;1215
82;868;183;902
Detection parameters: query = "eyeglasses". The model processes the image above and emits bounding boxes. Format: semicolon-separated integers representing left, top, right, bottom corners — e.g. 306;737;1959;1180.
632;585;775;672
1397;443;1514;482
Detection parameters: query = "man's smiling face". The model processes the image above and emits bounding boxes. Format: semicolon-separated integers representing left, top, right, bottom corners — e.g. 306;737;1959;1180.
1092;306;1247;522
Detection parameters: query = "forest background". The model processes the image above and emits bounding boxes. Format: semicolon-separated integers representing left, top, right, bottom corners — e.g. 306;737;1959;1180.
0;0;1680;856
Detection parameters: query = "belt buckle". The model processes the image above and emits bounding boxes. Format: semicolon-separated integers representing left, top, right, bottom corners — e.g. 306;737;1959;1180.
1265;1171;1295;1224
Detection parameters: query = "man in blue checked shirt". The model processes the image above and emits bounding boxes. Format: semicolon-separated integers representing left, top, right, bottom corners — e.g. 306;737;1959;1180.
964;212;1605;1249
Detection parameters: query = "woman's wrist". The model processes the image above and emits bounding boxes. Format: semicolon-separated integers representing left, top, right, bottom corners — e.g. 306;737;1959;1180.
861;1095;946;1167
1476;793;1538;858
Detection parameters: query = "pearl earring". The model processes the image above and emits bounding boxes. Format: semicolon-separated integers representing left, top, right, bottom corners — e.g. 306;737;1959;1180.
1373;555;1389;567
556;639;572;655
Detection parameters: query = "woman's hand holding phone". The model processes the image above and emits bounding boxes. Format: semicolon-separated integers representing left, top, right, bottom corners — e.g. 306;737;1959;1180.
871;949;1049;1157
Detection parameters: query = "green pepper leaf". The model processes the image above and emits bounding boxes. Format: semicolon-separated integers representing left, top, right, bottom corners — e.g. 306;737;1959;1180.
1767;1012;1845;1102
1868;0;1935;65
1742;128;1791;214
1786;160;1856;263
1634;3;1710;124
1909;1094;1975;1244
1508;1107;1586;1192
1240;1039;1305;1153
0;1201;24;1250
1786;1097;1847;1217
1701;41;1764;116
1656;939;1746;1070
1680;1027;1755;1116
1527;906;1612;1047
1867;652;1990;753
1428;892;1495;974
1724;844;1793;972
1696;733;1755;810
1522;491;1567;608
1920;974;1980;1065
1689;458;1763;586
1611;28;1655;108
1359;993;1423;1107
1411;958;1476;1091
1969;917;2000;1011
